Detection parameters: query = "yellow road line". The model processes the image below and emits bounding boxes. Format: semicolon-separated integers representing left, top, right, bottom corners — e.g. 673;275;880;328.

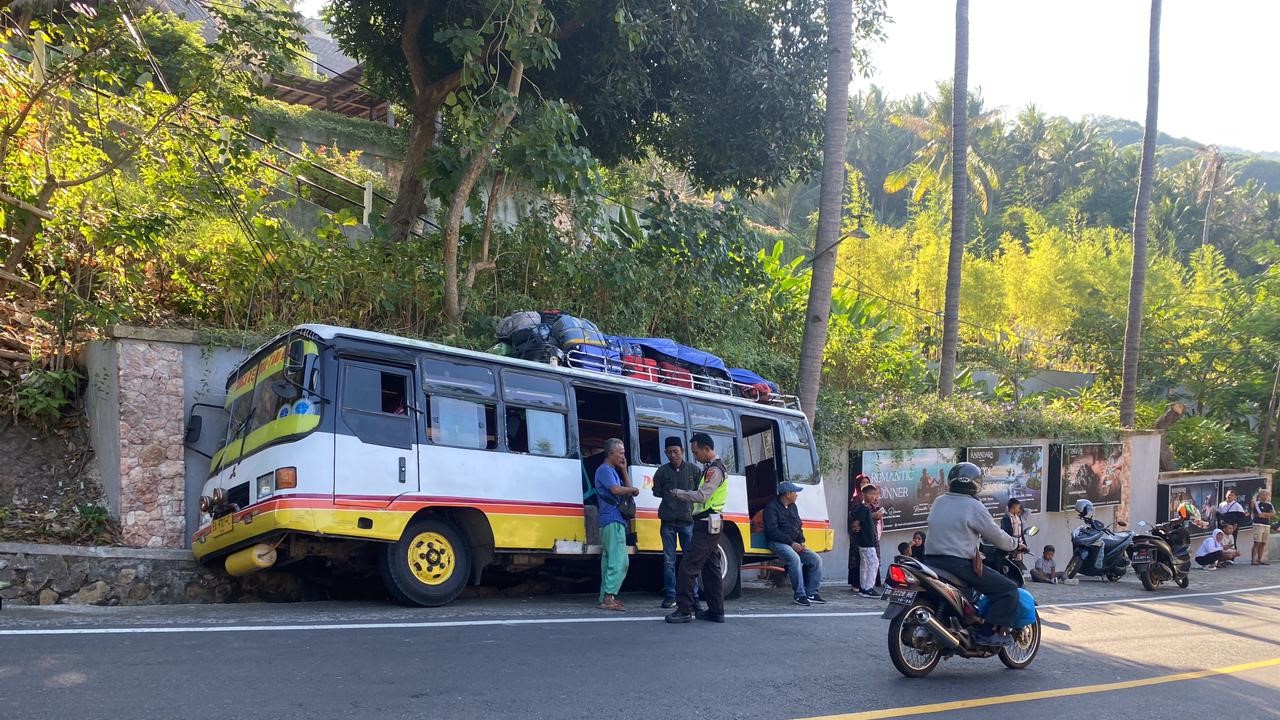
796;657;1280;720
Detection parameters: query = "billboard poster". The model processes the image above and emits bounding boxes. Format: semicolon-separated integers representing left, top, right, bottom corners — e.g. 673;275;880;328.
1059;443;1124;512
1163;479;1220;537
966;445;1045;517
861;448;959;531
1222;477;1268;528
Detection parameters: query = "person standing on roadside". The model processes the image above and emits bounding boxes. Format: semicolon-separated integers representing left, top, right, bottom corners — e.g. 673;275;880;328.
665;433;728;624
1251;490;1274;566
849;484;882;598
651;436;701;608
596;438;639;611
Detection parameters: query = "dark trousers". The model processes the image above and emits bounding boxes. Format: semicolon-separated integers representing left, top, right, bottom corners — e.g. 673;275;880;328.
677;523;724;615
923;554;1020;628
1196;550;1223;567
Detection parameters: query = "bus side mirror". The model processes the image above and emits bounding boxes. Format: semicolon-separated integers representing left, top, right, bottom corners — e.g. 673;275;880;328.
285;340;307;384
185;415;203;444
271;379;300;401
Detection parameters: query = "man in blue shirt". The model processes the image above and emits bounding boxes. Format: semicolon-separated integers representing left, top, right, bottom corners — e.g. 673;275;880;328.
596;438;639;611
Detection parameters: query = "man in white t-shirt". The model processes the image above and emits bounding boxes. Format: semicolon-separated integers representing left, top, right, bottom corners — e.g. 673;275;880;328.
1195;524;1240;570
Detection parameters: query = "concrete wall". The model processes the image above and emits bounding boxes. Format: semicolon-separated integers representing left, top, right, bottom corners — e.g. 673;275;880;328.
83;341;121;518
181;343;252;544
818;432;1164;582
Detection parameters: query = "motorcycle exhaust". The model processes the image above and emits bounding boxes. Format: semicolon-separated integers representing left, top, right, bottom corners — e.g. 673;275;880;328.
910;607;963;651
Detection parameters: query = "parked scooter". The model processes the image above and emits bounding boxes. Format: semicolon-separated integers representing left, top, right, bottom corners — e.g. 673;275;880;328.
881;554;1041;678
1129;518;1194;591
981;526;1040;587
1065;499;1135;581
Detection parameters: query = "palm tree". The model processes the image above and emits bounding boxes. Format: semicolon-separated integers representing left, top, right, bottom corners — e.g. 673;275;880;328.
936;0;969;398
796;0;853;421
1120;0;1162;427
883;81;1000;213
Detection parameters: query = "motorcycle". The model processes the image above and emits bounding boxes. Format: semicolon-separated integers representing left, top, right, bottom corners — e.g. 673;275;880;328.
1129;518;1193;591
881;548;1041;678
1065;515;1134;581
981;526;1039;587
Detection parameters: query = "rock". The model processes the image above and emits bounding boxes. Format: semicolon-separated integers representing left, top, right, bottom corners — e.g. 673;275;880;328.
118;568;137;584
51;569;87;595
0;559;9;570
38;588;59;605
1;586;25;600
67;580;110;605
126;583;151;602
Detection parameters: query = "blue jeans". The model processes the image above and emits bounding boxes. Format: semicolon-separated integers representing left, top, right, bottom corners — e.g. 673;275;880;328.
661;522;694;601
770;541;823;598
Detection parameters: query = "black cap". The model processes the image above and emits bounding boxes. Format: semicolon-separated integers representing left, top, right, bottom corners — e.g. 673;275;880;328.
664;436;683;449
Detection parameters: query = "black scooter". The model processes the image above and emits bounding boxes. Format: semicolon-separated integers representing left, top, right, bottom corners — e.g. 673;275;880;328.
1065;515;1134;581
980;525;1039;587
1129;518;1193;591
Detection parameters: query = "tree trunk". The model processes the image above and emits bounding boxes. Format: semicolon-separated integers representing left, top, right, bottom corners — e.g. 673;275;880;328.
1119;0;1161;428
1201;150;1220;248
1153;401;1185;471
2;181;56;275
937;0;968;398
796;0;854;422
383;112;439;243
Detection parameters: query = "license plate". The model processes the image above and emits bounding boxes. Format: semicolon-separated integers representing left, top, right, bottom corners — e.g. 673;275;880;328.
210;514;234;537
885;588;916;605
1132;549;1152;564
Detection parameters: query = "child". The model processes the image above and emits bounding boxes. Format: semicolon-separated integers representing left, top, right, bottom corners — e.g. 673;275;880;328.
897;541;910;557
1031;545;1059;583
849;484;881;598
1196;524;1240;570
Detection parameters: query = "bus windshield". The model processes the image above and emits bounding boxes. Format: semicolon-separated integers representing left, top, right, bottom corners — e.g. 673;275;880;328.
210;335;323;475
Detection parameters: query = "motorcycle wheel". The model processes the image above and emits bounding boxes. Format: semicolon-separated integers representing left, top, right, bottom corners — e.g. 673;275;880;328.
887;603;942;678
1138;569;1160;591
1064;556;1081;579
999;618;1041;669
1176;574;1190;589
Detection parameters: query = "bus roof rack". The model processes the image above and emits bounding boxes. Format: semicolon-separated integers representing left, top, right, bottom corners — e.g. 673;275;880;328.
562;349;801;411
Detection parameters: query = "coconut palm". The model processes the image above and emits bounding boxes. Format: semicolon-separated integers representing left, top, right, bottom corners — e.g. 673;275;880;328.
936;0;970;398
883;81;1001;213
1120;0;1162;427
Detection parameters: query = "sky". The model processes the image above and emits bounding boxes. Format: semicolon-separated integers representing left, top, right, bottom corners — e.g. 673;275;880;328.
296;1;1280;154
861;0;1278;153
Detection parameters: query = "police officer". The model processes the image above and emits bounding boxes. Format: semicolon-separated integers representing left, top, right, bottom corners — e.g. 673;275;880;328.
665;433;728;624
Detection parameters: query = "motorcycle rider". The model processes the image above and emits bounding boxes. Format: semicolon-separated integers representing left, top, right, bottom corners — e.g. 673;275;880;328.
1074;500;1108;570
925;462;1023;647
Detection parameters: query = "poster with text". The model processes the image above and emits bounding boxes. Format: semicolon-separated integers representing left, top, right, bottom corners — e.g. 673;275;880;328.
967;445;1045;517
1164;479;1220;537
1059;443;1123;512
861;448;958;531
1222;476;1268;528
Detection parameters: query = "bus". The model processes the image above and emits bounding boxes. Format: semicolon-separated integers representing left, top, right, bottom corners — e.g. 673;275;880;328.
189;324;833;606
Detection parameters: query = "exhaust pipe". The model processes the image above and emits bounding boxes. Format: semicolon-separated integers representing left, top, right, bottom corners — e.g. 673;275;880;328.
910;607;962;651
224;543;277;576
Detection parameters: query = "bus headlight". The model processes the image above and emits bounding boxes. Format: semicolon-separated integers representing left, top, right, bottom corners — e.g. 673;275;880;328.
256;472;274;498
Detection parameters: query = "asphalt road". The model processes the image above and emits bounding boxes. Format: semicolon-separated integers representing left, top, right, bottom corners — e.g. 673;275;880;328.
3;569;1279;720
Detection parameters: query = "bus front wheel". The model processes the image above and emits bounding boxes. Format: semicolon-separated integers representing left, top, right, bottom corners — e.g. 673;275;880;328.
719;532;742;600
380;517;471;607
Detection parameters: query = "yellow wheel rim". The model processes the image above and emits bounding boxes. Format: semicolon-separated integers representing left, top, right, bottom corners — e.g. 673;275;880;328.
407;531;456;586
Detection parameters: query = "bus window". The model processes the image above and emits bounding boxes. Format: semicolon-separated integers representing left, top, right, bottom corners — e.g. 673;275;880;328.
428;395;498;450
784;444;819;485
782;418;810;447
703;433;738;474
506;406;568;457
343;366;408;416
638;426;685;466
634;393;685;426
502;371;566;408
425;358;497;398
688;402;735;433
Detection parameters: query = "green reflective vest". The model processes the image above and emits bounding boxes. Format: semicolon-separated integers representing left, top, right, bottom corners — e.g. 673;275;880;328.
694;458;730;516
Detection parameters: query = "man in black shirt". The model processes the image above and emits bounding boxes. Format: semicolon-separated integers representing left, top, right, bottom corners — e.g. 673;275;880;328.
651;436;701;608
764;481;824;606
849;484;881;598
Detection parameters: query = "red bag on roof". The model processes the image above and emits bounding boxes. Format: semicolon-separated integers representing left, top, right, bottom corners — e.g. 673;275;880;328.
658;361;693;389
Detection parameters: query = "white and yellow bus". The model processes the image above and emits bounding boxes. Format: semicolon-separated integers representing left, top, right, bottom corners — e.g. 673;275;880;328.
190;324;832;606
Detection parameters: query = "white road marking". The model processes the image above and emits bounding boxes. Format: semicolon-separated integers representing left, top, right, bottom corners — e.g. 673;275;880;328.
1;583;1276;637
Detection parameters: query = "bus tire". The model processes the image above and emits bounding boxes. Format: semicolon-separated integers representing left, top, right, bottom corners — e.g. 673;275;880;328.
380;517;471;607
719;533;743;600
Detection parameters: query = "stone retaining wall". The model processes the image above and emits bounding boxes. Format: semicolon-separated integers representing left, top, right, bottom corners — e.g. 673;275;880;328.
0;542;306;606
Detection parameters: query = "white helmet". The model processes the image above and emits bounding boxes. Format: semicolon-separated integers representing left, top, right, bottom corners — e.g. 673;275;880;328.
1075;499;1094;518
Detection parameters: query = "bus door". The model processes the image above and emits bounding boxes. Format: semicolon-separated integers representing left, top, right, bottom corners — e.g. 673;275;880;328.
333;359;420;504
741;413;784;548
572;385;633;543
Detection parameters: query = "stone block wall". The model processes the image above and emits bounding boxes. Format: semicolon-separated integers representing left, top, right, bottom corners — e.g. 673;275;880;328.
116;339;187;548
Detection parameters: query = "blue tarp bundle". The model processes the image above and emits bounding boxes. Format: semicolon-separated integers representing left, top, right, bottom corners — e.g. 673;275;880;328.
606;336;729;374
728;368;780;393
